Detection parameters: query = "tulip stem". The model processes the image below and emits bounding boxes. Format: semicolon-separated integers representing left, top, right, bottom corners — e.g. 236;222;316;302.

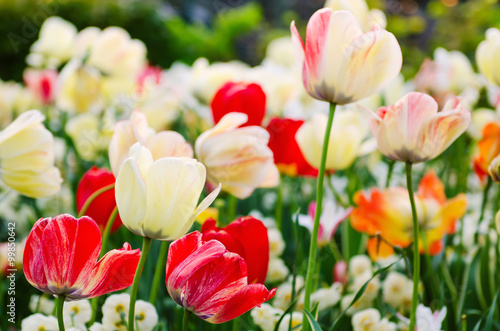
302;102;336;331
182;309;192;331
78;183;115;218
128;237;152;331
275;176;283;231
474;177;492;244
150;241;169;305
406;162;420;331
385;160;395;188
227;194;238;224
56;295;66;331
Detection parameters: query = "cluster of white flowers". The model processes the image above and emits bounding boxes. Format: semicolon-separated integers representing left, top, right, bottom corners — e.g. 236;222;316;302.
265;227;289;283
352;309;397;331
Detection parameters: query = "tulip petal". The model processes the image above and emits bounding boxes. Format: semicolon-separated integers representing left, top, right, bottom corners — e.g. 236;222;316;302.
41;215;101;294
79;243;141;299
23;218;50;292
207;284;276;324
115;158;147;237
146;131;193;159
183;252;248;319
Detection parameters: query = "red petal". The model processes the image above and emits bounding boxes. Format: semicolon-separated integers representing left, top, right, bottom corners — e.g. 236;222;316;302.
23;218;50;292
76;167;122;233
211;82;266;127
78;243;141;299
41;215;101;294
223;217;269;284
207;284;276;324
183;252;247;319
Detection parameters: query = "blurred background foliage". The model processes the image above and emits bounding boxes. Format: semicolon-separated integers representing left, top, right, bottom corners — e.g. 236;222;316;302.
1;0;500;81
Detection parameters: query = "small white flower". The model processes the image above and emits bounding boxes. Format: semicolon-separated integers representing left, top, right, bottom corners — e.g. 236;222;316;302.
21;313;59;330
375;318;397;331
134;300;159;331
416;305;447;331
266;258;289;283
273;276;305;311
310;282;343;311
351;271;380;302
102;293;130;331
349;255;372;277
89;322;104;331
63;299;92;327
251;303;283;331
340;294;372;316
352;308;381;331
278;312;303;331
29;294;55;315
268;228;285;258
383;272;411;309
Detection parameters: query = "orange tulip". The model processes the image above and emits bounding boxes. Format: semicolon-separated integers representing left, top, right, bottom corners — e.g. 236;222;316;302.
473;122;500;183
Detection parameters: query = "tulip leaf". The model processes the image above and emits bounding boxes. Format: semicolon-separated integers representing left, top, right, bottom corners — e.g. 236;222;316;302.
471;290;498;331
273;296;300;331
304;309;323;331
330;257;402;331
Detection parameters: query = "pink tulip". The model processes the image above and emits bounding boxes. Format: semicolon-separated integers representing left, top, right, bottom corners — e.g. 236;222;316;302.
368;92;471;163
291;9;402;105
23;69;58;105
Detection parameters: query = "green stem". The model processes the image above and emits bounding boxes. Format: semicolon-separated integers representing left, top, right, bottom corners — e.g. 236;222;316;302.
327;175;348;208
225;194;238;225
385;160;395;188
475;177;492;243
302;102;336;331
56;295;66;331
128;237;152;331
150;241;169;305
182;309;192;331
275;176;283;231
406;162;420;331
78;183;115;218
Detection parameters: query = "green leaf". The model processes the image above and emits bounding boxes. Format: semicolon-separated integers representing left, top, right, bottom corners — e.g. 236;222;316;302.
484;291;499;331
330;257;402;331
304;309;323;331
273;296;300;331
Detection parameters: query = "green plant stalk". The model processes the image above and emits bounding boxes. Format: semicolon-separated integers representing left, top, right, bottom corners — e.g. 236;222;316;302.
77;183;115;218
150;241;169;305
57;295;66;331
182;309;192;331
128;237;152;331
275;176;283;231
475;177;492;243
406;162;420;331
226;194;238;225
89;207;119;325
385;160;395;188
302;102;336;331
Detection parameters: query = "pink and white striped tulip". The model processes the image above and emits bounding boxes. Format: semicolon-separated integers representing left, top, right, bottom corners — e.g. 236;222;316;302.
368;92;471;163
290;9;402;105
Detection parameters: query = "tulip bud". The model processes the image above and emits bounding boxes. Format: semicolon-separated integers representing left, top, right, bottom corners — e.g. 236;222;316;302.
488;154;500;184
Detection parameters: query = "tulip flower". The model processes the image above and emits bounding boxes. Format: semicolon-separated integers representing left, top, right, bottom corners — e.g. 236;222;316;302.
109;110;193;175
115;143;220;241
350;171;467;260
23;69;58;105
23;214;141;300
296;110;367;170
266;117;318;177
368;92;471;163
76;167;122;233
211;82;266;127
324;0;387;32
476;28;500;86
201;216;269;284
473;122;500;183
195;113;279;199
0;110;62;198
290;9;402;104
165;231;276;324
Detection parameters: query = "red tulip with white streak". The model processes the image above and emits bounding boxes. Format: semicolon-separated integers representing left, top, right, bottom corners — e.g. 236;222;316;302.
23;214;140;300
165;231;276;324
290;9;402;105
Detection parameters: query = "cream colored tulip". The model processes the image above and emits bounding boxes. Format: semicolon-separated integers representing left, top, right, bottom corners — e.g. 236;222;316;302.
0;110;62;197
296;110;366;170
109;111;193;175
477;28;500;86
195;113;279;199
291;9;401;105
115;143;220;240
324;0;386;31
29;17;77;67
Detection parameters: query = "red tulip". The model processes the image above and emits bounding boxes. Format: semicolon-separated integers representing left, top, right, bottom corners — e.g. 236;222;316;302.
266;117;318;177
201;216;269;284
23;214;140;299
76;167;122;233
211;82;266;127
165;231;276;324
